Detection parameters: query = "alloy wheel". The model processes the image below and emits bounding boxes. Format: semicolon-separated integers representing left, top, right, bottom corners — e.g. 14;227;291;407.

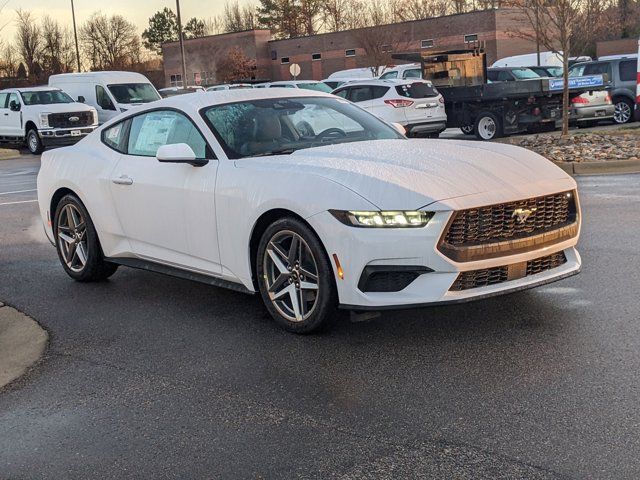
614;101;631;124
27;132;39;153
263;230;319;322
57;203;88;273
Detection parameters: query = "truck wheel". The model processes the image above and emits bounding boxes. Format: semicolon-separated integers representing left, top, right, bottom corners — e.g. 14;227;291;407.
26;128;44;154
460;125;474;135
613;98;633;124
474;112;502;141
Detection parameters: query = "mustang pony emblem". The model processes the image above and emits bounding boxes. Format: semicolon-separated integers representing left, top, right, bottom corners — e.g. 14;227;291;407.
512;207;537;224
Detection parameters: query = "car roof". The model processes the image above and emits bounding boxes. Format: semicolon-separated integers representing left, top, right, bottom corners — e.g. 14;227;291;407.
49;71;149;83
336;79;431;87
270;80;324;85
145;87;335;111
1;86;63;93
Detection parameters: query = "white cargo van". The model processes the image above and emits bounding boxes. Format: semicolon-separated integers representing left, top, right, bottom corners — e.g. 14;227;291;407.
49;71;161;124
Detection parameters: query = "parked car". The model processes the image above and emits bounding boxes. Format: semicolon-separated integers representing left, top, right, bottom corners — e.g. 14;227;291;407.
492;51;563;68
569;90;614;126
332;79;447;137
378;64;422;80
49;71;161;124
158;86;205;98
569;58;637;123
322;78;361;90
37;88;581;333
486;67;542;82
268;80;333;92
0;87;98;154
528;65;563;77
206;84;253;91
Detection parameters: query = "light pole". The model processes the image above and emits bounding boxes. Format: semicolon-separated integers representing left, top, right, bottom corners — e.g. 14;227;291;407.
175;0;188;88
71;0;81;72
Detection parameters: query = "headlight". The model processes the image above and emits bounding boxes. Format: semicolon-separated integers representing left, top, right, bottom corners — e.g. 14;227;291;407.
330;210;434;228
91;109;98;125
39;113;50;128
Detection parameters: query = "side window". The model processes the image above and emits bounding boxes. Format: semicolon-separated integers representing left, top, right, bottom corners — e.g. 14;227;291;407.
379;71;398;80
403;69;422;79
348;86;373;103
96;85;116;111
8;93;20;109
334;88;349;99
619;60;635;82
486;70;499;82
127;110;208;159
371;86;390;100
102;119;130;153
498;71;514;82
0;93;7;108
584;62;611;78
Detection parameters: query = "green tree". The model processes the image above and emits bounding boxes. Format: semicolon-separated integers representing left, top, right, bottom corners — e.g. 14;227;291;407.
258;0;302;39
16;62;27;78
184;17;206;38
142;7;178;54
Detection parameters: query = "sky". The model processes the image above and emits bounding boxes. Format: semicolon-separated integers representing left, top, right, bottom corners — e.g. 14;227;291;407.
0;0;234;44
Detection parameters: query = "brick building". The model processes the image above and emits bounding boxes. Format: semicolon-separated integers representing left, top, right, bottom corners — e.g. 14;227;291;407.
162;8;538;88
596;38;638;58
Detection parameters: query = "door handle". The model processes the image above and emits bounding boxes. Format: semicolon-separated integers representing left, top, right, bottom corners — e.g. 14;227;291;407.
112;175;133;186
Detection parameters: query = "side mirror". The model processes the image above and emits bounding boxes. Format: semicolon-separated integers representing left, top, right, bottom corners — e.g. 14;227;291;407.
156;143;208;167
78;95;85;103
9;100;20;112
391;122;406;136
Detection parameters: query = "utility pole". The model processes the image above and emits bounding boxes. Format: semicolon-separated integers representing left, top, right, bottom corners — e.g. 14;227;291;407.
176;0;188;88
535;2;541;66
71;0;81;72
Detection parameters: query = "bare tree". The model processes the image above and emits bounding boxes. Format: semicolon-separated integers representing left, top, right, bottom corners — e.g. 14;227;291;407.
15;9;42;77
80;13;141;70
352;24;411;75
220;1;258;32
41;16;75;74
0;43;18;77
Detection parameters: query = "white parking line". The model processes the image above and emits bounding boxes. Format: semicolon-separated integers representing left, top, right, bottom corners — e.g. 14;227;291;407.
0;189;37;196
0;199;38;206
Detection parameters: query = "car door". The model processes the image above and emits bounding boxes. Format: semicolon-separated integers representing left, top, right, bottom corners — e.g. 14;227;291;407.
347;86;374;111
0;93;9;134
109;109;221;273
366;86;393;119
4;93;23;137
617;60;636;95
95;84;118;124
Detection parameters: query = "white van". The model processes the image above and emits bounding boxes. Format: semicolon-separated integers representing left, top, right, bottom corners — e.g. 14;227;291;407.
49;71;161;124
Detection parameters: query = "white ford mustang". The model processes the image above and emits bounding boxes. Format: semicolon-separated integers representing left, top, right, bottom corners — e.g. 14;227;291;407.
37;88;581;333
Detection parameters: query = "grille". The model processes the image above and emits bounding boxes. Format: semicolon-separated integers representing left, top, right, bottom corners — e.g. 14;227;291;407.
48;111;94;128
443;191;576;247
450;251;567;291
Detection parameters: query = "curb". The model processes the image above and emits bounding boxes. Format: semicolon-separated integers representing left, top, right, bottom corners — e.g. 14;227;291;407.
0;149;21;160
556;159;640;176
0;303;48;390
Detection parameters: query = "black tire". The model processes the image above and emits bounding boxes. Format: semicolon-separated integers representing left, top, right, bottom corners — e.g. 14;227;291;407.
53;194;118;282
26;128;44;154
613;97;633;124
256;217;338;333
460;125;474;135
474;112;502;141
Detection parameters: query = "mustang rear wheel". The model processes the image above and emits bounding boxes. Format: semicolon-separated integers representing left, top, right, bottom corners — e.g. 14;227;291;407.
256;217;337;333
54;194;118;282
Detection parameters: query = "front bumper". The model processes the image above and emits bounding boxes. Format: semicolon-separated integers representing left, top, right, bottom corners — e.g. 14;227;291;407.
39;127;96;146
307;194;581;310
570;104;615;122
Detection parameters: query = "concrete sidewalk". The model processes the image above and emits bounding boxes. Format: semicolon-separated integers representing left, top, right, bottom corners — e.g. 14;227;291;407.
0;303;47;389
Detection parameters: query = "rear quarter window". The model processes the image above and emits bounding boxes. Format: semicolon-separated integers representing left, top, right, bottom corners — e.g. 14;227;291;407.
619;60;636;82
102;120;130;153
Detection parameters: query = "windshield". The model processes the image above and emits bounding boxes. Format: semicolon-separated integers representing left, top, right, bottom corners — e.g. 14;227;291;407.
395;82;439;98
569;65;585;77
20;90;73;105
203;96;404;159
511;68;540;80
107;83;160;104
296;82;333;93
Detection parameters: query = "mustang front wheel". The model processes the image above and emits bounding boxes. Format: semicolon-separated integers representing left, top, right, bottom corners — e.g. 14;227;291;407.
54;194;118;282
257;218;337;333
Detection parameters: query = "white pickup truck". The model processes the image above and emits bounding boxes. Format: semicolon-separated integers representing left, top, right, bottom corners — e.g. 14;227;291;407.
0;87;98;154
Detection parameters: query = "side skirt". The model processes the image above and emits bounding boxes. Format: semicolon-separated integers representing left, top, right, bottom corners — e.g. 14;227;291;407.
106;257;255;295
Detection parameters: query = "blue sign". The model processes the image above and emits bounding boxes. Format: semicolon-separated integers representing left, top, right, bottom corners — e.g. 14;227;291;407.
549;75;605;91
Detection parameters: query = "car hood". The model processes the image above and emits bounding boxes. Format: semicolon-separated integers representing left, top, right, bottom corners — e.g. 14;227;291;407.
26;102;94;113
236;139;575;210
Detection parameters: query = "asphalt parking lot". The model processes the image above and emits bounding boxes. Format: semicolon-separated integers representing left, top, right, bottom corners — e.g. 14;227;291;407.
1;153;639;479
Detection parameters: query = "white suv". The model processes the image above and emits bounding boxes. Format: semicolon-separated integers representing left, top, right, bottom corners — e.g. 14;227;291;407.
332;79;447;137
0;87;98;154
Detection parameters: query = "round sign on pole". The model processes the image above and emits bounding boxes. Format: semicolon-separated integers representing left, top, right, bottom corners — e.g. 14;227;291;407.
289;63;301;79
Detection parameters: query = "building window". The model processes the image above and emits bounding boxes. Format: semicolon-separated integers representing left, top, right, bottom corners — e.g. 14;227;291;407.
170;74;182;87
381;44;392;53
464;34;478;43
271;50;277;60
312;52;321;61
345;49;356;57
281;57;290;64
421;39;434;49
